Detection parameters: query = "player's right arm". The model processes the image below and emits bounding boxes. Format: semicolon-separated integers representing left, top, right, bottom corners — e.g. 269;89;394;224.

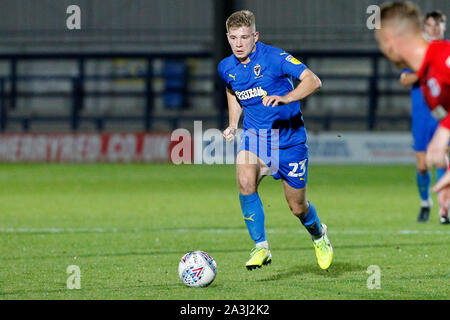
400;72;419;87
223;87;242;142
426;122;450;169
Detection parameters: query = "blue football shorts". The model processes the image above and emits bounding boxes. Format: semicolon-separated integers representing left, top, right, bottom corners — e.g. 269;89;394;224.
238;130;309;189
410;89;439;152
411;111;438;152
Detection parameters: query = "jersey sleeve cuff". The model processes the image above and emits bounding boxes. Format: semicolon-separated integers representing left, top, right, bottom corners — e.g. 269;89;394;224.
439;114;450;130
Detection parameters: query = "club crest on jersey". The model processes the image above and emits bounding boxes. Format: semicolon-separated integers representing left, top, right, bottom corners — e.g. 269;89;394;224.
235;86;267;100
253;64;261;77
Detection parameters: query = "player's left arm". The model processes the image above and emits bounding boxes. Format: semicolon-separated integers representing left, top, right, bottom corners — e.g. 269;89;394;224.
432;171;450;193
262;69;322;107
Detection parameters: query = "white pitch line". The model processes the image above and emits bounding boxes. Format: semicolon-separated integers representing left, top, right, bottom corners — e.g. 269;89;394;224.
0;227;119;233
0;227;449;235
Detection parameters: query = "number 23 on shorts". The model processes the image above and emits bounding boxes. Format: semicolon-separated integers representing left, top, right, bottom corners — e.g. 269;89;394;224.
288;159;307;178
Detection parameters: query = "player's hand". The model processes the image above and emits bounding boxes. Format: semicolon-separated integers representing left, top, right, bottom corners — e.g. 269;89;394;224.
432;170;450;193
262;95;292;107
433;173;450;214
426;126;450;168
223;126;237;142
400;72;418;87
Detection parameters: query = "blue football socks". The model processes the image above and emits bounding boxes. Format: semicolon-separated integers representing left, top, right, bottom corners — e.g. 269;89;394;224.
240;193;324;242
436;167;446;184
299;201;323;238
239;192;266;244
416;170;431;203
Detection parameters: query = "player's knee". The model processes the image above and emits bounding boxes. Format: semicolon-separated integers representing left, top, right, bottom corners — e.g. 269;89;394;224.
289;201;308;218
416;157;428;174
417;167;428;175
238;176;257;195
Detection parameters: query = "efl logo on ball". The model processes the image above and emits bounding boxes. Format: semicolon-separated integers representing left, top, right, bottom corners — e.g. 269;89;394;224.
178;251;217;287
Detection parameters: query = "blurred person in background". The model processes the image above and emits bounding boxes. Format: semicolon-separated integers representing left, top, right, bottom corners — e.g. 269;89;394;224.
375;2;450;224
399;10;447;223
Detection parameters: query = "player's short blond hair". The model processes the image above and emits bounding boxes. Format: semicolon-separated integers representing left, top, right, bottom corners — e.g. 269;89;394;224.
424;10;446;24
380;1;422;35
226;10;256;33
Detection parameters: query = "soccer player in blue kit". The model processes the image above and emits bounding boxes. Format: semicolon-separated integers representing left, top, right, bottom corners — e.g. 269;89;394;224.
218;10;333;270
399;10;447;223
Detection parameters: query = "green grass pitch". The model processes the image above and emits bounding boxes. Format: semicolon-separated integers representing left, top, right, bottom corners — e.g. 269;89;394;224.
0;163;448;299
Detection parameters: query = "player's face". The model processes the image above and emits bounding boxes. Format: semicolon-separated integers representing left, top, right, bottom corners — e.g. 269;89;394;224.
227;26;259;63
424;17;446;41
375;28;405;66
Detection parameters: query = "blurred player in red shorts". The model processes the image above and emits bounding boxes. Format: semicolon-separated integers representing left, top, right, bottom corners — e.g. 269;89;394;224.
375;2;450;223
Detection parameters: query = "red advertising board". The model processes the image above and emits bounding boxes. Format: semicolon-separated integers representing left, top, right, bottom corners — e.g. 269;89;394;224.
0;133;172;162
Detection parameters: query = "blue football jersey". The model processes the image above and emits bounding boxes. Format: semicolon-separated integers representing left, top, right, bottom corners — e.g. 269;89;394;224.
402;68;438;151
218;41;308;148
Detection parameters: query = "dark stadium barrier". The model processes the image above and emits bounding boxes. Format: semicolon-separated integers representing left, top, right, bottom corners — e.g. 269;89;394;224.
0;51;409;133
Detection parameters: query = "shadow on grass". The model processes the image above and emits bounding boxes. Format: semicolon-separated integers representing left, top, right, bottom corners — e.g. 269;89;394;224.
256;261;366;282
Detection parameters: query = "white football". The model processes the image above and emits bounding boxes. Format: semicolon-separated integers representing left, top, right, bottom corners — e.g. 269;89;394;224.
178;251;217;287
